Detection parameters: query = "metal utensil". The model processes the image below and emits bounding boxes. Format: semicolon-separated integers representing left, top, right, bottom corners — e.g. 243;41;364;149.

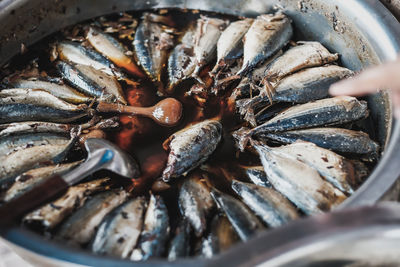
0;138;140;227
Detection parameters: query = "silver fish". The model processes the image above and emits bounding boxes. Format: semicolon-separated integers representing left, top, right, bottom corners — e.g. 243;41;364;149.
134;13;175;90
250;96;368;135
265;41;339;81
211;18;254;74
253;142;347;215
260;127;380;160
0;137;76;184
0;103;90;124
167;219;191;261
192;16;228;78
56;41;118;77
56;61;127;104
237;13;293;76
238;65;354;126
201;234;218;259
270;141;356;194
162;120;222;182
231;180;300;227
9;78;92;104
0;117;117;138
87;27;145;78
56;190;128;246
23;177;110;230
167;24;196;93
238;165;272;188
209;213;239;252
178;173;215;237
91;197;147;258
3;161;81;202
0;133;70;159
210;189;264;242
0;88;85;111
130;194;170;261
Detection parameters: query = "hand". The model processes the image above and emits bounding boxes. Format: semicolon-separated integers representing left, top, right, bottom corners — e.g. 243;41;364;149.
329;58;400;118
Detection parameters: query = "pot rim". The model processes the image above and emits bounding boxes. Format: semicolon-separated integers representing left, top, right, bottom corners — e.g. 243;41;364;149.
1;0;400;266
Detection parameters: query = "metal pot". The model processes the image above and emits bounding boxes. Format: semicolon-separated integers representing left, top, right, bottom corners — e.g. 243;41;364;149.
1;0;400;266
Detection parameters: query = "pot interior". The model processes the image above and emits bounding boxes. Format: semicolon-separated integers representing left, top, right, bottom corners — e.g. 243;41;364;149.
0;0;399;266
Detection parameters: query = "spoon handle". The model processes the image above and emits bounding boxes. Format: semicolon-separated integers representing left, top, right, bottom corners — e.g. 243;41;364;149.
0;176;69;228
96;102;151;116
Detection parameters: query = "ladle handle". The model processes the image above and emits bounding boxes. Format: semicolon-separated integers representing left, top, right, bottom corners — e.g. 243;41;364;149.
0;175;69;228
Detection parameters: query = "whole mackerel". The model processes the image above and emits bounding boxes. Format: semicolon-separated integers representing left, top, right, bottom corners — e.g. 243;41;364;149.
23;177;110;230
265;41;339;81
57;61;127;104
238;65;354;126
261;127;380;160
91;197;147;258
232;180;300;227
56;190;128;246
162;120;222;182
210;189;264;242
0;103;90;124
191;16;228;78
237;13;293;76
130;194;170;261
211;18;253;74
10;78;92;104
253;142;347;215
270;141;357;194
178;173;215;237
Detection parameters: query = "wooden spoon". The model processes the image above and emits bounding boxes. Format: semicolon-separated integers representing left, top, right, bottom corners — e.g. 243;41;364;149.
96;98;183;127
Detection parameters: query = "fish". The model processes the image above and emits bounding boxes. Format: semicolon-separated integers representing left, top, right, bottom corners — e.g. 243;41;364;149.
90;197;147;258
9;78;92;104
23;177;110;230
178;173;215;237
3;161;81;202
0;88;85;111
211;18;254;75
269;141;357;194
250;96;368;136
167;219;191;261
56;61;127;104
56;190;128;246
209;213;239;252
0;136;76;185
0;133;70;159
0;117;117;138
265;41;339;81
259;127;380;161
191;16;228;79
238;65;354;126
0;103;90;124
253;141;347;215
254;103;292;126
210;188;264;242
162;120;222;182
86;27;144;78
56;41;119;78
133;13;175;91
231;180;300;227
130;194;170;261
237;165;272;188
201;233;219;259
237;13;293;76
167;24;196;93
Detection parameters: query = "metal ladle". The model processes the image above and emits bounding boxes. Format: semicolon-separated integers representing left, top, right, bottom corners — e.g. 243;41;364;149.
0;138;140;227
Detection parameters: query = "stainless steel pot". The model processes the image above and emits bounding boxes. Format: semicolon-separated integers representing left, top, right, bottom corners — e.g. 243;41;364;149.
1;0;400;266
